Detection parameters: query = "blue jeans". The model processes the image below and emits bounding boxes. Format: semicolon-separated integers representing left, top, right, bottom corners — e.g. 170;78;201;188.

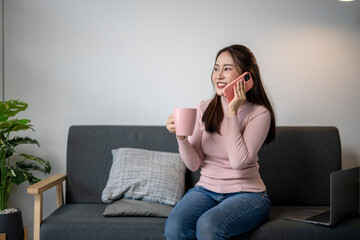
164;185;271;240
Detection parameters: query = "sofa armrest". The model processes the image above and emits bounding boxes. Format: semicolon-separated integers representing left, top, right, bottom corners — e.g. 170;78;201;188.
27;174;66;240
28;174;66;194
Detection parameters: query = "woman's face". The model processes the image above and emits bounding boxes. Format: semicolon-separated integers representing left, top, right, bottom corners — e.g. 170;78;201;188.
212;51;241;96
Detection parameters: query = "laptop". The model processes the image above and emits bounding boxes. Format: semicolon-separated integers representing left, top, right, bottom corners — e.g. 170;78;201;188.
285;166;359;226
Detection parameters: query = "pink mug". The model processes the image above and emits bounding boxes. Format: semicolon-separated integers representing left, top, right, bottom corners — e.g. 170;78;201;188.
173;108;197;136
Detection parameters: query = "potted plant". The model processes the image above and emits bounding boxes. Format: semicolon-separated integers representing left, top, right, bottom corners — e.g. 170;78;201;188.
0;100;51;240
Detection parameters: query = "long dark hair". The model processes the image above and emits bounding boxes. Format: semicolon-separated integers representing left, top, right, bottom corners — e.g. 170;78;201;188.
202;45;276;144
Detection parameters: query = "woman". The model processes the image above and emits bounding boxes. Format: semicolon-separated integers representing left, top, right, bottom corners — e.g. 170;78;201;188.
165;44;275;240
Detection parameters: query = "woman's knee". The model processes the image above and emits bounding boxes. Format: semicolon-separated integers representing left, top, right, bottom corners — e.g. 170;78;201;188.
164;211;195;240
196;213;226;240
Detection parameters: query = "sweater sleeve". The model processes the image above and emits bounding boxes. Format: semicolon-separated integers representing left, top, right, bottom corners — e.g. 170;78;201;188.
224;106;271;170
177;104;205;172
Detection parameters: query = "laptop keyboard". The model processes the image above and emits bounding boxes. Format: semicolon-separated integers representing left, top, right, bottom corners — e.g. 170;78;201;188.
306;210;331;223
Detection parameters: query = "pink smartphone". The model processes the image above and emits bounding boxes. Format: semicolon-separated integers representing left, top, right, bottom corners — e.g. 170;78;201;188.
223;72;254;103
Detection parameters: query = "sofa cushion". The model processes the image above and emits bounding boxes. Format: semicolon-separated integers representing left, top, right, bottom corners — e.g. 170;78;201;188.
103;198;173;217
101;148;186;206
40;204;167;240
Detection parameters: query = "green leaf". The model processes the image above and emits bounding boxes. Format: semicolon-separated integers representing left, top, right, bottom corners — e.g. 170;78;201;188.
0;100;28;122
9;167;41;185
18;153;51;174
0;119;33;133
18;119;31;125
16;162;49;174
8;137;40;148
1;166;14;178
0;137;39;159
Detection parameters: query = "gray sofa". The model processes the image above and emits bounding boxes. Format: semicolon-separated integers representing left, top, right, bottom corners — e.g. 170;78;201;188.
28;126;360;240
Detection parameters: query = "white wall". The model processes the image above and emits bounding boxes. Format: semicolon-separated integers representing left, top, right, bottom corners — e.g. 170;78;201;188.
3;0;360;239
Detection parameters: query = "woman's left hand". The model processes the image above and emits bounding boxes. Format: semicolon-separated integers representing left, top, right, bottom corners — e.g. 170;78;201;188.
228;80;246;117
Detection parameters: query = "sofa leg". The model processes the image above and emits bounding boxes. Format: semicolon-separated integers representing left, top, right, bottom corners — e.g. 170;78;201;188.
24;227;28;240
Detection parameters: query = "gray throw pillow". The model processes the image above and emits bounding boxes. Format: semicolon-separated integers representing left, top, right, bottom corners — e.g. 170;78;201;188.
101;148;186;206
103;198;173;217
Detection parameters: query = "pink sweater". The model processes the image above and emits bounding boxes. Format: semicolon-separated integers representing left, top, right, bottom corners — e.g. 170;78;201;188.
177;97;271;193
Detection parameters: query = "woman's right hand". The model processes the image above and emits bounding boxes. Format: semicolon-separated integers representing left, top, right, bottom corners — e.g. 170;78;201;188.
166;114;186;140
